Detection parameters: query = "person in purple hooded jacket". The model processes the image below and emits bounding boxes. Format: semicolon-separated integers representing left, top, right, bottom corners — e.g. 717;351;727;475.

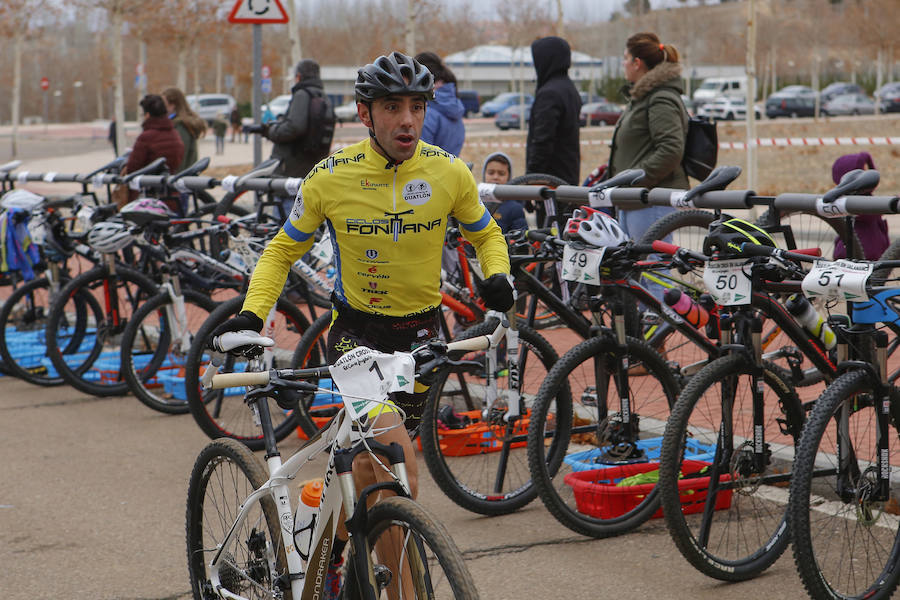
415;52;466;155
832;151;890;260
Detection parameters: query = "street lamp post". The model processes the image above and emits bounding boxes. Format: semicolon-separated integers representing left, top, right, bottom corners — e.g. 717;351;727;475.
74;81;83;124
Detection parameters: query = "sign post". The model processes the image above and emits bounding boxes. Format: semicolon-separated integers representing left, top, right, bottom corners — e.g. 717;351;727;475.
228;0;290;166
41;77;50;130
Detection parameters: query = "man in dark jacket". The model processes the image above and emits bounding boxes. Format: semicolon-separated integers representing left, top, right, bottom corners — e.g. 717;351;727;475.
252;59;334;178
525;36;582;186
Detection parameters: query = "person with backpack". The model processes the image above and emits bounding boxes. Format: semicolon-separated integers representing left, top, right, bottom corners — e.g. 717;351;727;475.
606;32;689;241
244;59;335;180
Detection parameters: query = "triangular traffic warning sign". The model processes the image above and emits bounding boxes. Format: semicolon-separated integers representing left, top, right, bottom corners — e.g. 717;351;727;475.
228;0;289;24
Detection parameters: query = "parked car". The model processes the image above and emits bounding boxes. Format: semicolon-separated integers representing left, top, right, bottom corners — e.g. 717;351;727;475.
260;94;292;120
186;93;237;124
876;82;900;113
578;91;604;105
692;76;750;107
822;92;875;116
481;92;533;118
457;89;480;117
579;101;622;126
703;96;761;121
820;81;864;104
765;86;818;118
333;100;359;123
494;103;531;130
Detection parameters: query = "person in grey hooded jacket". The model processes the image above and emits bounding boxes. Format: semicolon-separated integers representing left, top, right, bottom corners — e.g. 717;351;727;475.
415;52;466;155
526;36;582;185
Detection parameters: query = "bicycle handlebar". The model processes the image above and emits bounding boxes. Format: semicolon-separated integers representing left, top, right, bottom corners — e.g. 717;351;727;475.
646;188;757;209
774;193;899;215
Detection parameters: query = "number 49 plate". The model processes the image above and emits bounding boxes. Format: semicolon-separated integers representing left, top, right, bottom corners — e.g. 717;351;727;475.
703;258;752;306
561;245;606;284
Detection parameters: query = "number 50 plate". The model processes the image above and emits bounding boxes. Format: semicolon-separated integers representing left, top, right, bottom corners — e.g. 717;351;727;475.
703;258;752;306
561;245;605;284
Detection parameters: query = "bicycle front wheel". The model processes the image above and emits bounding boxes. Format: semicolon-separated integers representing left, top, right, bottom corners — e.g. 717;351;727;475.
120;289;218;414
527;335;680;538
186;438;289;600
790;370;900;600
343;496;479;600
658;353;801;581
419;319;563;515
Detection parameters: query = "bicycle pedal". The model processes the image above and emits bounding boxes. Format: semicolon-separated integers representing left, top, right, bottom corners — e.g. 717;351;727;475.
373;564;392;590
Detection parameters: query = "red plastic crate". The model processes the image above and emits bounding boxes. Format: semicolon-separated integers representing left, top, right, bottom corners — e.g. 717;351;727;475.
563;459;732;520
296;403;342;440
416;409;530;456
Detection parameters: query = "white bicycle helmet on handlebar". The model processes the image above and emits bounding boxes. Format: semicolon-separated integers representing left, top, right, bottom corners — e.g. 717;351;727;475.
563;206;630;247
87;220;135;253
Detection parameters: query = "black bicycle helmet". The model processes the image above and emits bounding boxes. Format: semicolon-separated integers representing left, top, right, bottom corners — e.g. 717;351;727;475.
355;52;434;102
703;217;776;256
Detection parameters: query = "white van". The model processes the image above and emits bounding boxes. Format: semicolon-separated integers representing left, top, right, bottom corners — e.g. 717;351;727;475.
692;76;749;108
186;93;237;124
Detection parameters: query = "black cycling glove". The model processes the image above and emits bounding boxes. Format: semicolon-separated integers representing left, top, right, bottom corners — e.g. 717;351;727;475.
478;274;516;312
242;123;268;136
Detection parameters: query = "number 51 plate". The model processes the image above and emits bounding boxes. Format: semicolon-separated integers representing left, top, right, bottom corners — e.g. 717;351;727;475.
802;259;873;301
561;245;605;284
703;258;752;306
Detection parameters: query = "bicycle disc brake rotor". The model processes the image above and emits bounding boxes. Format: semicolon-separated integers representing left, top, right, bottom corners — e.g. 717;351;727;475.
855;466;885;526
729;441;770;496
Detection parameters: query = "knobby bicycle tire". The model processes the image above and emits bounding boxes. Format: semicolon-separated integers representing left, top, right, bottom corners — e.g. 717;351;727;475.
44;264;158;397
289;311;334;433
342;496;480;600
0;276;68;386
658;353;800;581
186;438;291;600
419;319;564;515
527;334;679;538
790;370;900;600
120;289;218;414
184;296;315;450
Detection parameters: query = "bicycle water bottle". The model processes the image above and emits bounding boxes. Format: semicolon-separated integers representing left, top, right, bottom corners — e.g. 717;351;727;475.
293;479;323;561
785;294;836;349
664;288;709;328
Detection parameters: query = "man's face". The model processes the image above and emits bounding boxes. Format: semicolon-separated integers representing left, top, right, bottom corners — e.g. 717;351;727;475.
484;160;510;184
358;95;426;162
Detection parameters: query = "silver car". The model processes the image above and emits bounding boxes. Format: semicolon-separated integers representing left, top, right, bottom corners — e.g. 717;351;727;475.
822;93;875;116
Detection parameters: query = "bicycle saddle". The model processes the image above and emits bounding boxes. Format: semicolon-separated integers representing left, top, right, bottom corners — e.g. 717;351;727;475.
822;168;880;202
169;157;210;183
681;165;742;204
0;160;22;173
589;168;646;192
235;158;281;188
123;157;168;182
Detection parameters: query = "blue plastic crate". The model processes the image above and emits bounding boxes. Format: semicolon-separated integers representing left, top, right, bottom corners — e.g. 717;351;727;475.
312;377;342;407
564;436;716;471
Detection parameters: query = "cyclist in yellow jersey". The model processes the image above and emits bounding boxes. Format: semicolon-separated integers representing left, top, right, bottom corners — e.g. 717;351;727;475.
210;51;513;599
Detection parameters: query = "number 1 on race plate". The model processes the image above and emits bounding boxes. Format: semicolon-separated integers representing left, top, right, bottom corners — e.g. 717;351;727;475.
802;259;873;302
703;258;752;306
328;346;415;421
561;245;605;284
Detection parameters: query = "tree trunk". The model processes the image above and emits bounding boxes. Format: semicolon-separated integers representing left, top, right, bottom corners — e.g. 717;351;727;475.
11;32;22;157
286;0;302;68
113;8;127;158
177;46;188;92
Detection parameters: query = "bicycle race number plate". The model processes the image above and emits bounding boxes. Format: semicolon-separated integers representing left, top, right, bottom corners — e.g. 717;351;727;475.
703;258;752;305
561;244;605;284
328;346;415;421
802;259;873;301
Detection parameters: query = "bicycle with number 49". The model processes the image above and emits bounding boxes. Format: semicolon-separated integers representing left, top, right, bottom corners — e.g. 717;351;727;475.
185;324;494;600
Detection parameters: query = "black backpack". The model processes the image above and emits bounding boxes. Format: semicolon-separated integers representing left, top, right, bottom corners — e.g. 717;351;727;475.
682;115;718;181
299;89;336;159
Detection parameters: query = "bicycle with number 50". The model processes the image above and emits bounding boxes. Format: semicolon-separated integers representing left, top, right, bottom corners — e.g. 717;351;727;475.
185;324;496;600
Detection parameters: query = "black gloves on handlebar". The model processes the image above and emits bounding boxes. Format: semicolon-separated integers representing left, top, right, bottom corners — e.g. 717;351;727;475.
208;310;264;354
242;123;268;136
477;274;516;312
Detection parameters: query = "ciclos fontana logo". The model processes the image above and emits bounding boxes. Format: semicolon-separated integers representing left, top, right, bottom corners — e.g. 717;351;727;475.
346;209;442;242
360;178;390;191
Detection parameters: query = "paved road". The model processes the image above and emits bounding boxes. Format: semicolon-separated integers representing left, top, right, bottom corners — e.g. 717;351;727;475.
1;369;810;600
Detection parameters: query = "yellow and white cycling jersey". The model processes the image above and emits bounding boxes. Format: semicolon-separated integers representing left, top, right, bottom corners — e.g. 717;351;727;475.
243;138;510;319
